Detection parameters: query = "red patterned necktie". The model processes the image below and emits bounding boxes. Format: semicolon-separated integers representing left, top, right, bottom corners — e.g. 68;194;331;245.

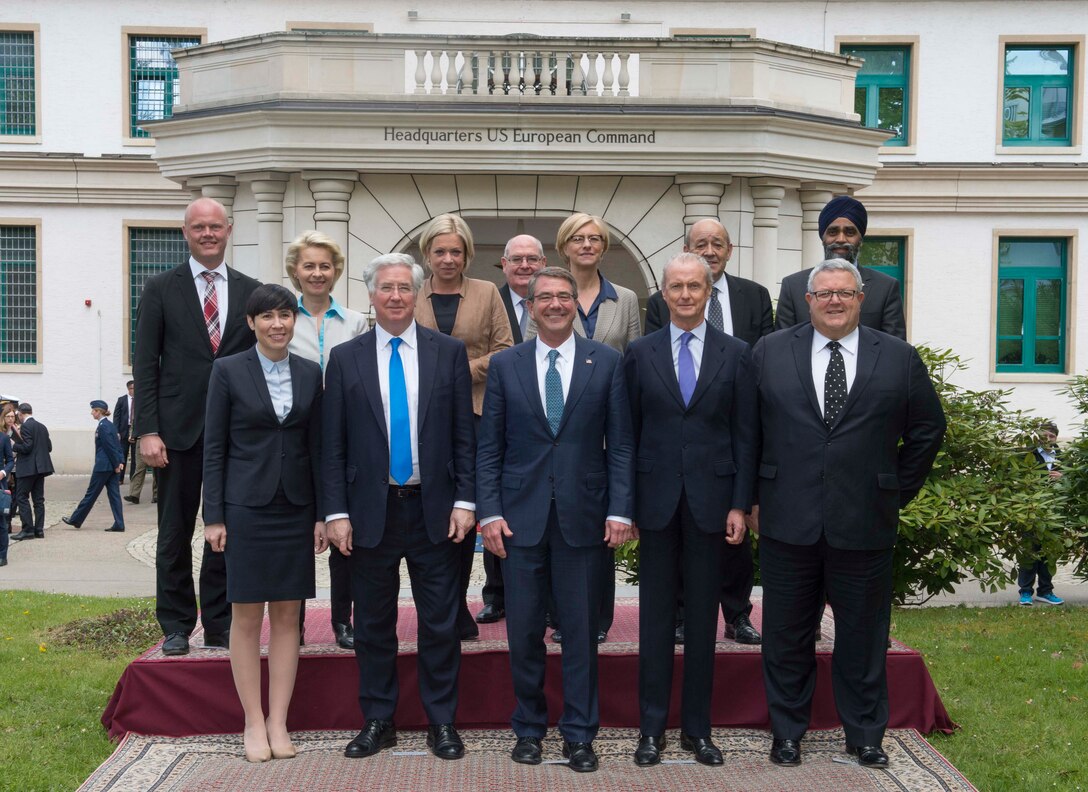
200;270;221;354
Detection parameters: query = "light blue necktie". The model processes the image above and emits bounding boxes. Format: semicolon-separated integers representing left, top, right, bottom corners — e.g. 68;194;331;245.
545;349;563;436
389;337;412;485
678;332;696;406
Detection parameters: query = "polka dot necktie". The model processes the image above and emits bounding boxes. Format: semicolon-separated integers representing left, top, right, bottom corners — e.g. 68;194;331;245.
545;349;563;436
707;288;724;332
824;340;846;428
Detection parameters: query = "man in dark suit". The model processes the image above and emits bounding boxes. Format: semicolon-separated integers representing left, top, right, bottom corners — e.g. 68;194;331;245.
645;218;770;646
475;234;548;627
625;252;758;767
10;403;53;541
774;195;906;340
62;400;126;532
113;381;134;484
477;266;635;773
133;197;260;656
324;253;476;763
754;258;944;768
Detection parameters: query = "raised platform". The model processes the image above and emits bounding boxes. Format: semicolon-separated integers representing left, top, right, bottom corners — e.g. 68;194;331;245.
102;597;954;739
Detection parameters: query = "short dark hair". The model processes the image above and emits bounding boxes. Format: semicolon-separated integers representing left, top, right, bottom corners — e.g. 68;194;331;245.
245;283;298;318
527;267;578;301
126;380;134;387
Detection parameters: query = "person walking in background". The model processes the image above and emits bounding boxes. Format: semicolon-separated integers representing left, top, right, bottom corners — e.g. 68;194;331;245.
113;381;135;484
61;401;126;533
0;408;14;566
203;283;327;763
286;230;367;650
1017;421;1065;606
10;403;53;542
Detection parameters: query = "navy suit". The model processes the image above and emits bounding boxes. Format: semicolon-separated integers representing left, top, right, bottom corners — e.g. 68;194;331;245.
113;393;134;482
69;417;126;530
12;416;53;536
624;325;757;736
323;324;475;725
477;335;635;742
754;324;944;746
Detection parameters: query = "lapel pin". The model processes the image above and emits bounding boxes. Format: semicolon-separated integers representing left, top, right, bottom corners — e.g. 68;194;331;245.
585;359;593;364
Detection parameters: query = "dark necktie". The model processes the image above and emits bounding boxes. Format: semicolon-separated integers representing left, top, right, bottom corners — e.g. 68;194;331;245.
545;349;563;436
824;340;847;427
200;271;221;354
518;300;529;337
707;288;724;332
678;332;696;406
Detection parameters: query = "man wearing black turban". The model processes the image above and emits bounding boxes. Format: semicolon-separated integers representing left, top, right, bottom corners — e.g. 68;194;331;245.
774;195;906;340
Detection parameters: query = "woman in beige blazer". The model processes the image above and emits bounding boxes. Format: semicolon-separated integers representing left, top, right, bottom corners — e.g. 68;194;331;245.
415;213;513;641
527;213;641;355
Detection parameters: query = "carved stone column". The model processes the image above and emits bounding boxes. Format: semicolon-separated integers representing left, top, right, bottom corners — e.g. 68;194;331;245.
675;176;731;236
303;171;357;303
749;178;794;289
240;172;289;287
799;182;844;269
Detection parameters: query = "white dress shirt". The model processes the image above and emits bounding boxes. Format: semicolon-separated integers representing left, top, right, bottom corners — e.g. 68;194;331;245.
812;326;859;417
255;347;293;423
188;256;228;322
707;274;734;336
669;320;707;380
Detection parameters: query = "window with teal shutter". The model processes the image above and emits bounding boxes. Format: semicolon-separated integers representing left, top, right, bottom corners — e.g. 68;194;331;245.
0;31;35;136
840;45;910;146
128;35;201;138
0;225;37;365
1003;46;1073;146
996;238;1067;373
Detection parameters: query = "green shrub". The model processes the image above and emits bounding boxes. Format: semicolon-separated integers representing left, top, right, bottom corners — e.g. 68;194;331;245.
1057;374;1088;579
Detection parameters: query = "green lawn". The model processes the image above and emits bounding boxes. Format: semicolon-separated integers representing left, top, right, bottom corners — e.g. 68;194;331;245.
893;604;1087;792
0;590;1084;791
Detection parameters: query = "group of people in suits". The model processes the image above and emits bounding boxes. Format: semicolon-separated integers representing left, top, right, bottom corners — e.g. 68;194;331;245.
128;192;945;771
4;402;54;547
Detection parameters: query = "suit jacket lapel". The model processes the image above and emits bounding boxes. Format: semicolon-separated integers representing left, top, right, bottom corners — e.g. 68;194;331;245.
285;354;307;423
791;324;823;422
647;331;686;410
244;349;277;421
725;273;746;332
175;264;211;346
218;268;249;355
500;284;523;344
834;327;880;429
558;336;595;434
514;343;550;430
688;329;726;410
356;332;388;444
592;298;619;344
416;327;439;434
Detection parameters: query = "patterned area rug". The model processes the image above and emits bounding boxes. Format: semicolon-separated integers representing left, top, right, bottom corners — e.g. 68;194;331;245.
79;727;976;792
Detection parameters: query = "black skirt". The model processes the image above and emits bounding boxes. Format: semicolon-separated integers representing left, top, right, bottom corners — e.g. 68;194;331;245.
224;488;315;603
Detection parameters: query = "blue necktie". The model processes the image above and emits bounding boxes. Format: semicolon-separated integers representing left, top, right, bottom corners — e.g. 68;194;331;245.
545;349;563;436
389;337;413;485
678;331;696;406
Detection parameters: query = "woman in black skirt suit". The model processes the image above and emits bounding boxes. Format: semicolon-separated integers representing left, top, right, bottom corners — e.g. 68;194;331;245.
203;284;327;762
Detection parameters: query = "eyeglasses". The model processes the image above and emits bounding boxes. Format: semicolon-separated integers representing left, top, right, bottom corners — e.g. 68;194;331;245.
568;235;604;246
809;289;859;302
506;255;543;265
528;291;576;304
377;283;415;295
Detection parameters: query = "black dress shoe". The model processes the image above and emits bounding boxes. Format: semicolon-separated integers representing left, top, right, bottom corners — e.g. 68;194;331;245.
562;741;598;773
161;632;190;656
847;743;889;768
203;630;230;649
511;736;542;765
61;516;79;528
475;603;505;623
426;723;465;760
105;526;125;532
769;737;801;766
680;733;723;766
0;557;8;567
345;719;396;758
597;630;608;643
333;622;355;650
123;495;139;504
550;628;563;644
725;614;762;645
34;532;44;538
815;626;824;641
11;530;35;541
459;624;480;640
674;621;685;644
634;734;666;766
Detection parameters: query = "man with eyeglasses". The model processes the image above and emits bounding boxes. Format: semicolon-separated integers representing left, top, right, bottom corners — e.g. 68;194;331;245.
774;195;906;340
645;218;772;648
753;258;944;770
475;235;549;627
477;266;635;773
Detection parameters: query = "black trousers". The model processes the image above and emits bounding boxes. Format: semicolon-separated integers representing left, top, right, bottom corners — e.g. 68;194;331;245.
481;547;505;608
639;491;723;737
15;473;45;535
760;534;893;747
154;440;230;637
351;488;461;724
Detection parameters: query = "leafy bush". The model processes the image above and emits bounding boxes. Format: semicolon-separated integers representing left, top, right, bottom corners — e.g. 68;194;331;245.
1057;375;1088;579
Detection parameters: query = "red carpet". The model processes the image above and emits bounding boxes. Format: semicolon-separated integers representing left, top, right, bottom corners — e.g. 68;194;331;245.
102;597;954;740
